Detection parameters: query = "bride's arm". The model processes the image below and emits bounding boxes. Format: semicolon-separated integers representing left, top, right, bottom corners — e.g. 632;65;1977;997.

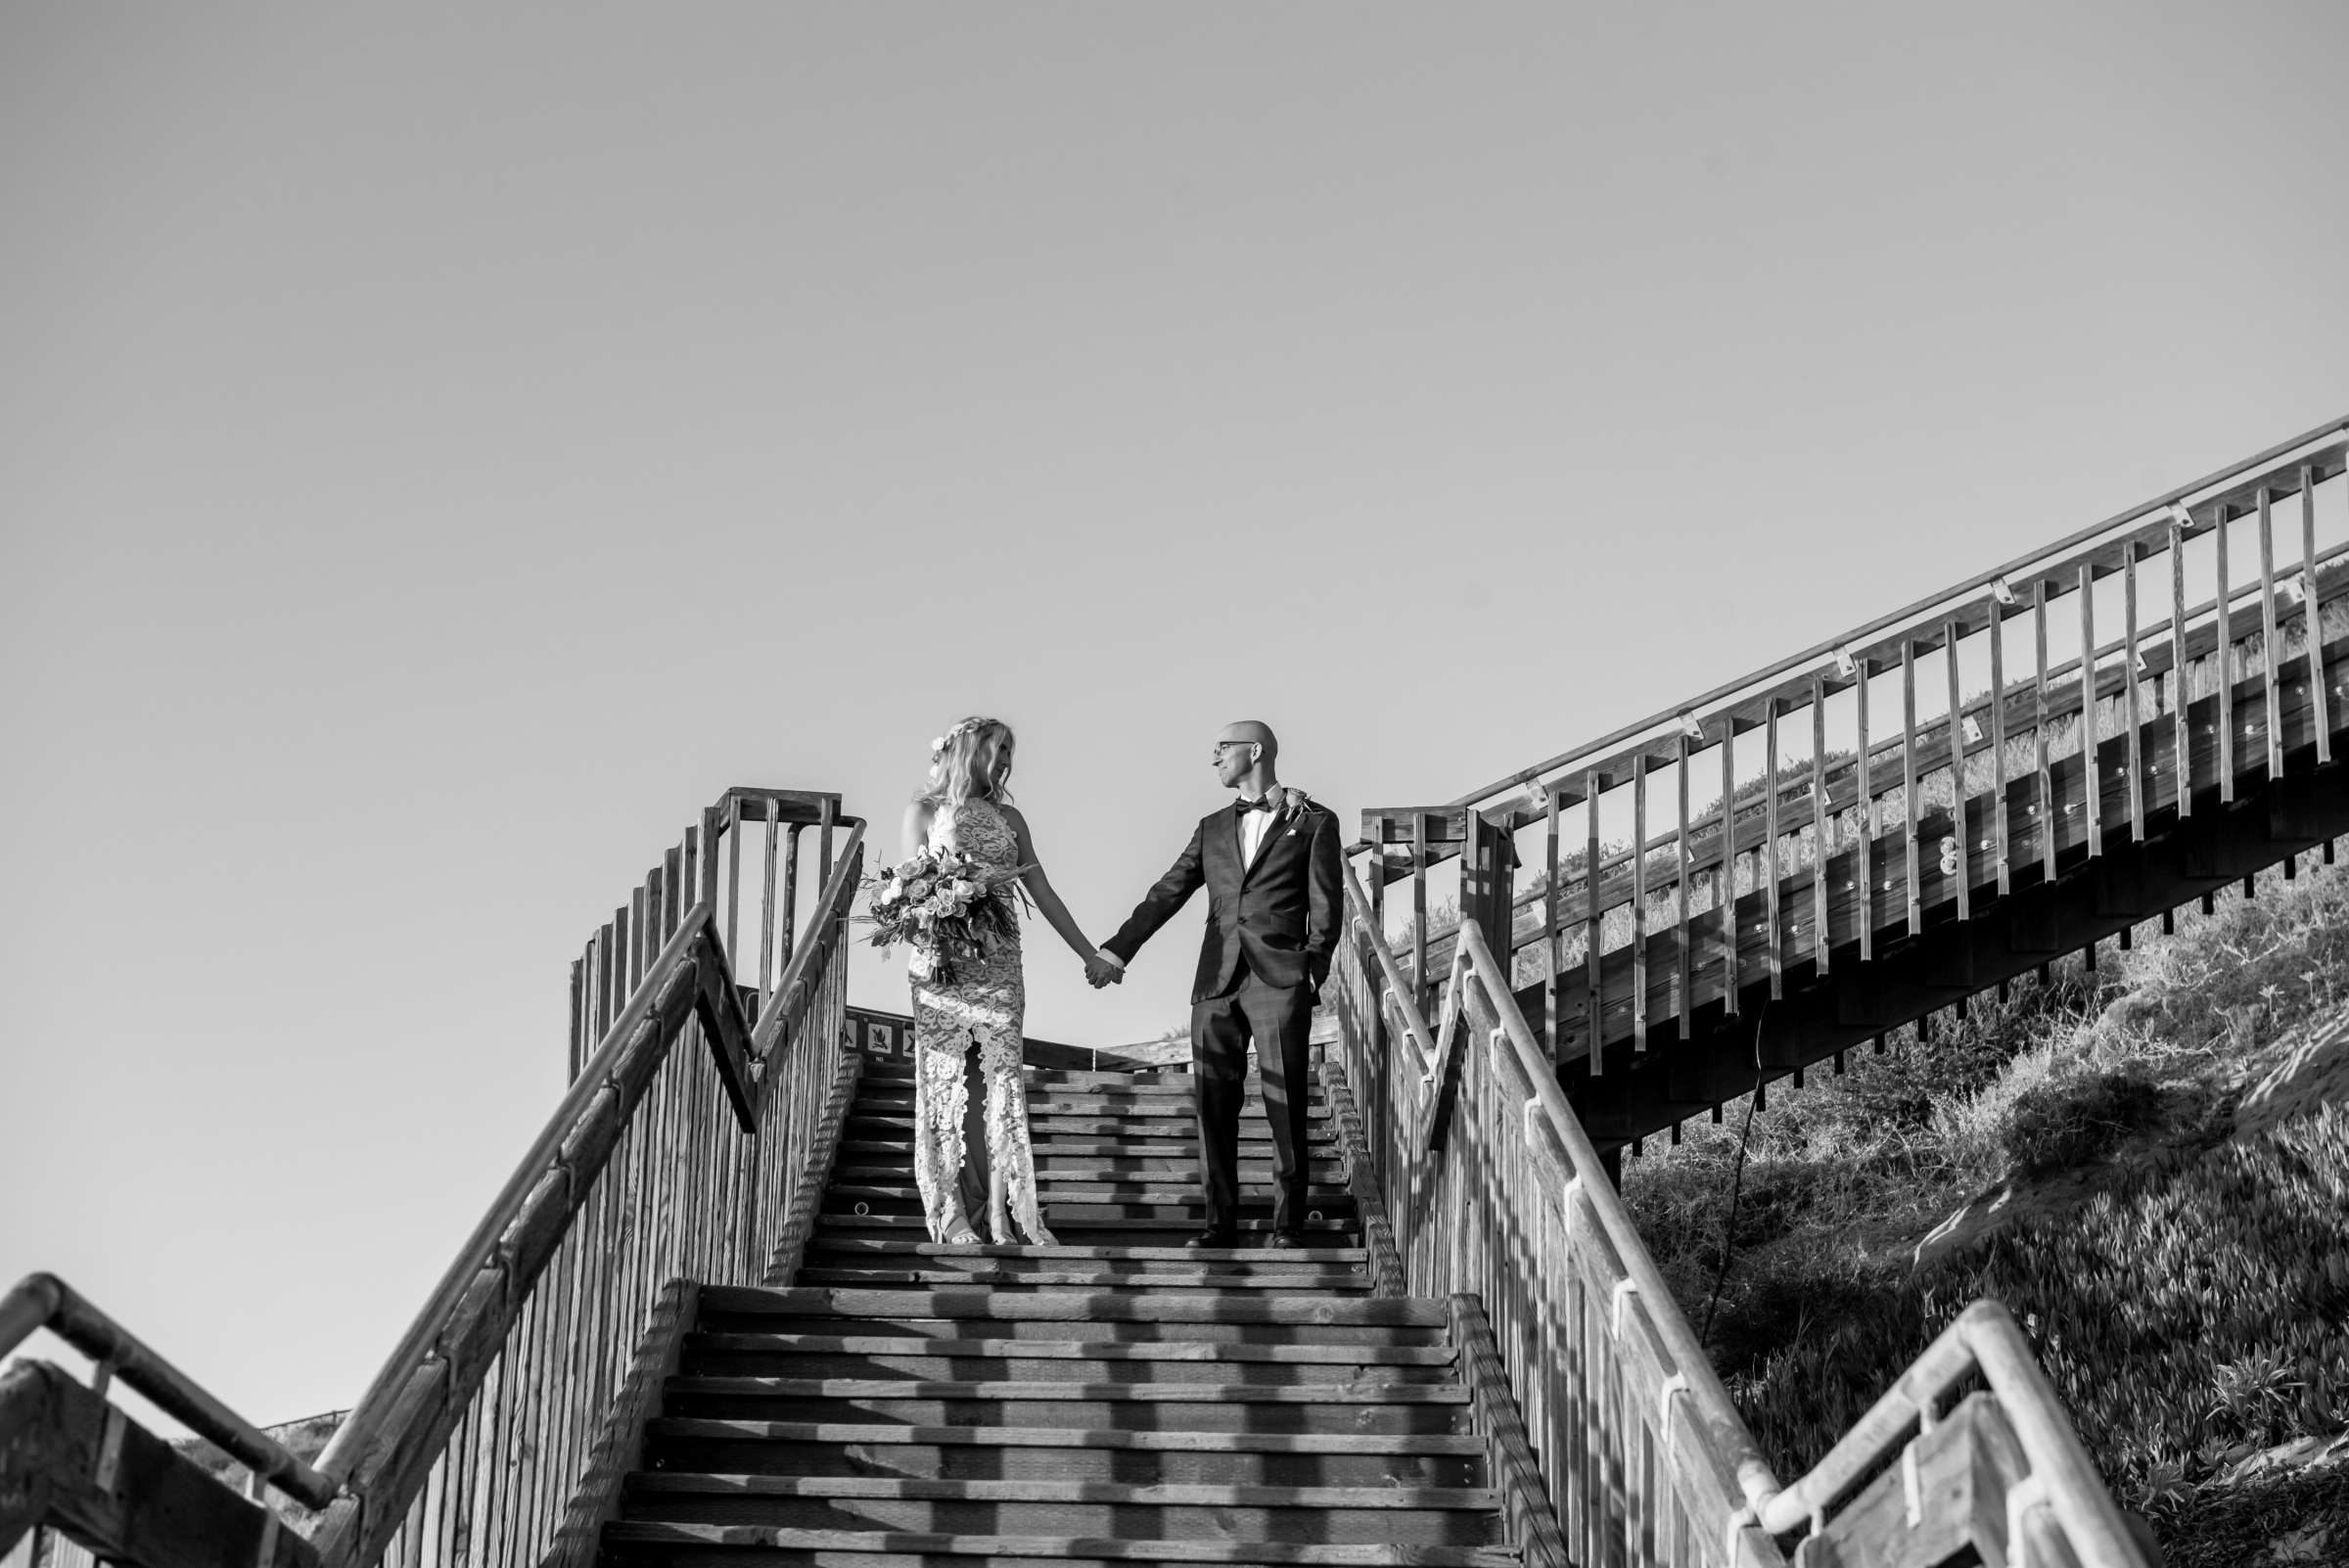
1000;806;1099;961
900;801;934;862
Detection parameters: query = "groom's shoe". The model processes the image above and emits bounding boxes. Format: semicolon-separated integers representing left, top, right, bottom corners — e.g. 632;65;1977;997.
1184;1228;1238;1250
1266;1231;1304;1250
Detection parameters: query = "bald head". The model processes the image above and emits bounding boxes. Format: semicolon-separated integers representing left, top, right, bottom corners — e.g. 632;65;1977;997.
1212;719;1280;793
1217;720;1278;761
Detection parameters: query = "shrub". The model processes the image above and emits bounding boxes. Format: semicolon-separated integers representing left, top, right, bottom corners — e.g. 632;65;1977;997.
2002;1066;2165;1176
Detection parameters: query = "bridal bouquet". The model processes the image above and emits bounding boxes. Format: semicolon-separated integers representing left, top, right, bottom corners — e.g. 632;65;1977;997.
859;847;1032;985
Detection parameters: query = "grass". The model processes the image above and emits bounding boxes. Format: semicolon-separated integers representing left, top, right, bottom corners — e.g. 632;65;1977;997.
1621;853;2349;1567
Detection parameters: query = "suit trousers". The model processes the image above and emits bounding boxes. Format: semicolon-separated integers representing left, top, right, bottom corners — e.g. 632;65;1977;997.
1190;957;1314;1236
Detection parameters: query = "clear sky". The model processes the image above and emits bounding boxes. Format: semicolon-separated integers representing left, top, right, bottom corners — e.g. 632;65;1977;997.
4;3;2345;1429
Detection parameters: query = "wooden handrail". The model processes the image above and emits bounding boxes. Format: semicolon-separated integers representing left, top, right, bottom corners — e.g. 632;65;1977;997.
750;819;868;1059
1447;416;2349;813
307;792;869;1568
1763;1301;2146;1567
1450;916;1781;1518
1330;872;2151;1564
315;901;726;1490
0;1272;337;1510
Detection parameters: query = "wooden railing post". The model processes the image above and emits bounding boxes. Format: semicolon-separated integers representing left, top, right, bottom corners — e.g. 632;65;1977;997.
1461;808;1515;990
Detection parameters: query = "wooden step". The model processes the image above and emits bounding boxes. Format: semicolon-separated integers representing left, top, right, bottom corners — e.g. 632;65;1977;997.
617;1473;1503;1543
824;1183;1359;1210
858;1066;1198;1091
660;1375;1469;1436
855;1091;1331;1117
799;1242;1365;1267
819;1206;1354;1227
690;1314;1440;1350
677;1333;1451;1385
601;1520;1521;1566
794;1244;1366;1284
640;1418;1484;1486
837;1137;1332;1161
702;1286;1429;1325
790;1267;1367;1293
847;1111;1334;1135
827;1159;1348;1182
810;1216;1360;1249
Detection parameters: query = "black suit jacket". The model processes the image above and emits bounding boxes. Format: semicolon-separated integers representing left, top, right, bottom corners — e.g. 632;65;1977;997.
1104;798;1345;1003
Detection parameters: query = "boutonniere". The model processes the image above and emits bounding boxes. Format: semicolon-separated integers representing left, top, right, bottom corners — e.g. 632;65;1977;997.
1278;787;1313;836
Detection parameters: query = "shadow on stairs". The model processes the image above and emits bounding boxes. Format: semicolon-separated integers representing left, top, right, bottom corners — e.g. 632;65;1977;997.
598;1056;1527;1567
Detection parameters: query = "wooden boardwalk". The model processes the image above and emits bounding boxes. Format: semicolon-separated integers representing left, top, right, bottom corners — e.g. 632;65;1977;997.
1364;417;2349;1161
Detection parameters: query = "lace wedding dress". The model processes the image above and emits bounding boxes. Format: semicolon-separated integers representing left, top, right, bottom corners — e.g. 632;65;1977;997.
909;798;1056;1245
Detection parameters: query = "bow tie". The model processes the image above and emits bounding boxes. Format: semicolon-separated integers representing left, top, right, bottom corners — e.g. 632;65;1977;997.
1236;794;1278;814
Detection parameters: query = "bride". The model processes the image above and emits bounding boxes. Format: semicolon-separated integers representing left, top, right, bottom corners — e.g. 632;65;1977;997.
901;716;1115;1246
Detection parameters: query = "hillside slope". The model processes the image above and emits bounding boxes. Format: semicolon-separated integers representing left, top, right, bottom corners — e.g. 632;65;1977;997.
1623;853;2349;1568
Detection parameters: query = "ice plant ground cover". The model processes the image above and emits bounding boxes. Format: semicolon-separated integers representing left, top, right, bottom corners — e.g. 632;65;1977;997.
1623;855;2349;1568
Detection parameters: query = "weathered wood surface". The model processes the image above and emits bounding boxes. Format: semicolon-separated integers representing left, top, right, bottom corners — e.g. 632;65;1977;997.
0;1361;319;1568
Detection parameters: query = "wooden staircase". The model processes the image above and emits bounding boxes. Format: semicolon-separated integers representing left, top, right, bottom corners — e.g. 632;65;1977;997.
598;1057;1523;1566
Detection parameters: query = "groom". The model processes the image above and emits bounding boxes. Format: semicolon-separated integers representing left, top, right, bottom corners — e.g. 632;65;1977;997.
1090;720;1343;1248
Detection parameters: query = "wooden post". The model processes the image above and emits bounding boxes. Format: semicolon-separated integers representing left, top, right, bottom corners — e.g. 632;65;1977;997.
2306;467;2333;765
1631;753;1649;1053
2170;513;2193;817
1583;770;1605;1075
1855;657;1874;962
1902;639;1922;937
2217;503;2236;805
2123;549;2145;842
1811;676;1831;974
2079;564;2101;860
1945;618;1970;922
1764;703;1783;999
2035;582;2056;883
2259;485;2284;779
1990;594;2010;896
1719;717;1738;1015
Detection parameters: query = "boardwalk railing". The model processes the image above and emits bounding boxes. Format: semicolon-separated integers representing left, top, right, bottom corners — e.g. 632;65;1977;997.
296;785;866;1567
1365;416;2349;1157
1325;871;2151;1566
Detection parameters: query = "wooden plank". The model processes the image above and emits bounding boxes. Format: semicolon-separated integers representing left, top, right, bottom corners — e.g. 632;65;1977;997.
1854;660;1873;962
759;810;780;1008
2308;468;2333;765
1902;639;1921;936
1543;786;1560;1064
781;822;806;970
1945;620;1970;922
1990;601;2010;896
1764;707;1783;998
1674;736;1691;1034
1719;721;1737;1014
1584;770;1604;1075
1811;679;1830;977
725;794;744;964
2217;503;2235;804
2261;485;2284;780
0;1362;322;1568
2035;582;2056;883
1631;754;1649;1053
2125;550;2145;842
2078;565;2101;860
2171;514;2194;816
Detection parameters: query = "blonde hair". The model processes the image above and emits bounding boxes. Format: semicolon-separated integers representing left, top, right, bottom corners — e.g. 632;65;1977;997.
918;716;1015;808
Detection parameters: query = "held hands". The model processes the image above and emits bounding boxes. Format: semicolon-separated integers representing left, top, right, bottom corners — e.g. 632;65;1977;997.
1083;950;1124;989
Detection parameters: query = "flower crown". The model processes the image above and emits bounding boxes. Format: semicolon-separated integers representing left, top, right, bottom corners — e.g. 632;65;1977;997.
930;718;987;755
